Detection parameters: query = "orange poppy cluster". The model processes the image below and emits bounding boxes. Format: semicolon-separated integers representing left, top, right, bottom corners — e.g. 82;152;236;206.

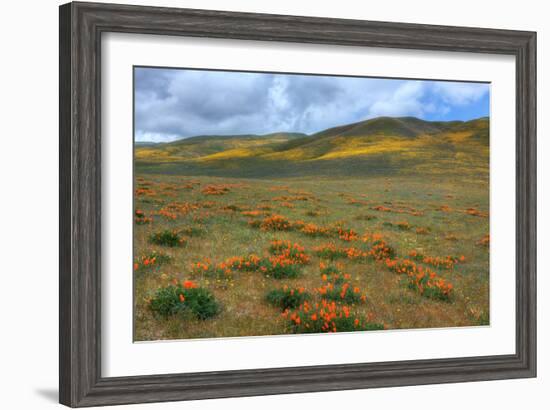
317;275;367;304
181;279;198;289
134;209;152;225
134;251;171;272
201;184;230;195
282;299;382;333
269;240;310;265
272;194;312;202
135;187;156;197
336;227;359;242
166;201;200;215
313;243;349;259
408;250;465;270
134;254;158;271
241;210;270;217
276;260;379;333
282;284;306;295
385;258;454;300
299;223;332;237
269;185;291;192
372;204;424;216
313;239;395;262
192;255;260;278
153;208;178;220
368;240;396;260
250;214;364;245
257;214;294;231
192;241;310;279
465;207;489;217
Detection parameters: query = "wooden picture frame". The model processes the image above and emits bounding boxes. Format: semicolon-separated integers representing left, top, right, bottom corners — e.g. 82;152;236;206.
59;1;536;407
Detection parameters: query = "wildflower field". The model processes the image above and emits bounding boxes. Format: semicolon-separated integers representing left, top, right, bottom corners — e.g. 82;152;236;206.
134;170;489;341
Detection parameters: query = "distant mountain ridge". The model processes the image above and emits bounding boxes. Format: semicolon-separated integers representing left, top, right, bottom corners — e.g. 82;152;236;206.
135;116;489;178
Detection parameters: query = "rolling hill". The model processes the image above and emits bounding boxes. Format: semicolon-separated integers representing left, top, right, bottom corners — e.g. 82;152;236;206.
135;116;489;178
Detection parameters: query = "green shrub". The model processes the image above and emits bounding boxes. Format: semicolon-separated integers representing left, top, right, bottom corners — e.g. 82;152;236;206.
320;264;345;285
134;209;152;225
266;287;309;310
150;283;220;320
149;230;186;247
149;285;182;317
318;283;365;304
403;273;453;302
183;287;221;319
369;239;396;260
134;251;172;272
313;244;348;260
262;260;301;279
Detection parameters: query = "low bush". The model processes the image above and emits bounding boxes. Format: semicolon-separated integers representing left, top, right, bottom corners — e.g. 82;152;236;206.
283;300;383;333
385;258;454;301
262;257;301;279
149;230;186;247
150;281;220;319
299;223;332;237
336;227;359;241
319;264;346;285
134;251;172;272
408;250;465;270
265;286;309;310
134;209;152;225
313;243;348;260
268;240;310;265
259;214;293;231
201;185;230;195
405;273;453;301
368;239;396;260
318;283;364;304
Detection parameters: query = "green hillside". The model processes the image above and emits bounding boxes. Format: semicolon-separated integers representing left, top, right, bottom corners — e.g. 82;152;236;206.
135;116;489;179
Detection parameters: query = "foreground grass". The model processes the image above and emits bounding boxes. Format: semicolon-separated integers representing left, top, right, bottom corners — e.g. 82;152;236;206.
134;173;489;341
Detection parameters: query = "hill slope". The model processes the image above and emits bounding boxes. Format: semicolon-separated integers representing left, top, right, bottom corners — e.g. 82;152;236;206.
135;116;489;178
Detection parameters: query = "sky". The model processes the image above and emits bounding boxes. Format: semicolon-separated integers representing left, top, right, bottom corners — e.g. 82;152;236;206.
134;67;490;142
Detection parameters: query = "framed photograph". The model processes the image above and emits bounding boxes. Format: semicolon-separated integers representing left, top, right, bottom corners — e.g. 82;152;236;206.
59;1;536;407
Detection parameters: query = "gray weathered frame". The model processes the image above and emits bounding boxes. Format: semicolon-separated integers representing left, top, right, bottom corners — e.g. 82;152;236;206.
59;1;536;407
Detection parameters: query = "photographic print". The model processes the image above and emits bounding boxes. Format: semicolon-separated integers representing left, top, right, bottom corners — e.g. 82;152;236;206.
133;67;490;341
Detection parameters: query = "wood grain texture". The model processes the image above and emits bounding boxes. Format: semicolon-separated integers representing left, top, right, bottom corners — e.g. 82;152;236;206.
59;1;537;407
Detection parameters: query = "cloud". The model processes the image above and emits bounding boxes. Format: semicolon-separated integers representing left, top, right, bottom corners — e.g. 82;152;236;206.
134;67;489;142
432;82;489;105
368;81;427;118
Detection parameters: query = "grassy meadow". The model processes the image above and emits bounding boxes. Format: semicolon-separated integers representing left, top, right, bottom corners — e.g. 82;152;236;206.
134;117;490;341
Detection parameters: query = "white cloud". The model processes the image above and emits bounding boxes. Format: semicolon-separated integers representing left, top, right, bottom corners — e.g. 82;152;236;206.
134;68;490;141
433;82;489;105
